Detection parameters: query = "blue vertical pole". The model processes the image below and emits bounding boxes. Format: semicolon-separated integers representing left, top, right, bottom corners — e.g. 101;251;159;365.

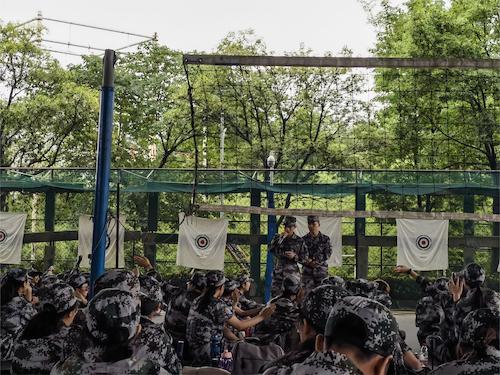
264;170;276;302
90;50;116;296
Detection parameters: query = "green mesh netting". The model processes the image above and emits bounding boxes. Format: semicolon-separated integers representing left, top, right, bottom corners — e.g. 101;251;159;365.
0;169;498;196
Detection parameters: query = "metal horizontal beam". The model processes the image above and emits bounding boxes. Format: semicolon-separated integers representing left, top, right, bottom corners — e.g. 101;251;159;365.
183;54;500;69
196;204;500;222
22;231;499;248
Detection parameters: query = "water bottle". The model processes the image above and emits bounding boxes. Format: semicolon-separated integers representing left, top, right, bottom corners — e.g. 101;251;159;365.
210;334;222;367
419;345;428;367
176;340;184;362
219;348;233;371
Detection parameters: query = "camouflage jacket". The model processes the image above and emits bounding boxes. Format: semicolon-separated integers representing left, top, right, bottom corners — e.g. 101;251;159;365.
164;290;199;338
11;328;72;375
267;350;361;375
134;316;181;375
186;296;233;363
302;232;332;269
0;296;37;359
49;346;168;375
270;233;308;273
429;347;500;375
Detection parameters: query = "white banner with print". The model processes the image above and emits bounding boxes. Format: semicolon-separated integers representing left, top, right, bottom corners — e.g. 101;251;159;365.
78;215;126;269
295;217;343;267
176;213;228;270
0;212;27;264
396;219;449;271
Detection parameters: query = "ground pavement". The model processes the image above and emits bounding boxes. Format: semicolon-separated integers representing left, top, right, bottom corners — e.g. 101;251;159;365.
393;310;419;351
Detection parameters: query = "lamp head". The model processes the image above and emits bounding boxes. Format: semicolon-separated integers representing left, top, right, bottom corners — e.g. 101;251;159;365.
266;153;276;169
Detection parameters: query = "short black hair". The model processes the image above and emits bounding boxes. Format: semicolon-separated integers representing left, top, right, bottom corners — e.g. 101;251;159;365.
324;313;377;362
141;298;160;316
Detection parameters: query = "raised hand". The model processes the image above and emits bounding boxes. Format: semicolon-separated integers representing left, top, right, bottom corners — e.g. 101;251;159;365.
394;265;411;274
260;304;276;319
133;255;153;270
448;275;464;302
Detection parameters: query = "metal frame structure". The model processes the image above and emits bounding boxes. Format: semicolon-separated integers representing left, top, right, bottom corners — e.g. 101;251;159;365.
16;12;155;58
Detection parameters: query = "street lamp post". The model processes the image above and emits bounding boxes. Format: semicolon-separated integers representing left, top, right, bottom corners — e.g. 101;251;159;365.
264;153;276;302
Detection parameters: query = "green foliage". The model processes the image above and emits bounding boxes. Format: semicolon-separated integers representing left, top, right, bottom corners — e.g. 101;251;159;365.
1;9;498;282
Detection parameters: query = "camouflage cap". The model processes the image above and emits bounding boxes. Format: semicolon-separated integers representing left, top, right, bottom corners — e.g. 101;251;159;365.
236;274;253;287
415;296;444;327
325;296;399;357
224;278;239;292
93;269;140;296
283;274;301;295
205;270;226;288
301;285;350;333
307;215;320;224
67;273;88;289
39;274;61;288
3;268;28;283
189;271;207;290
460;308;500;349
86;288;140;342
38;282;77;313
345;279;376;297
139;275;163;303
283;216;297;228
463;263;486;288
321;275;346;289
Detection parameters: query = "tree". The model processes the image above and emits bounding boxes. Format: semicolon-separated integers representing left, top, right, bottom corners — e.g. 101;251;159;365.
0;22;99;211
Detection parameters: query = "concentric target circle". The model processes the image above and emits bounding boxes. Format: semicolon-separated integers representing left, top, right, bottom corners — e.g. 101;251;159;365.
195;234;210;250
415;235;432;250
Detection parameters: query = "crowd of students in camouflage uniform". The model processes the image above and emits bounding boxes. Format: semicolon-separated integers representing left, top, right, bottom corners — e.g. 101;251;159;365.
0;216;498;374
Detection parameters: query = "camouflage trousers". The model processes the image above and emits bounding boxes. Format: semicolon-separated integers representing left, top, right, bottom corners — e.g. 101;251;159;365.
271;267;301;297
301;265;328;296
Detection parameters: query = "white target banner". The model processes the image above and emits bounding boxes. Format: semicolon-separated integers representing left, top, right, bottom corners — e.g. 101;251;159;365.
176;213;228;270
396;219;449;271
78;215;126;269
0;212;27;264
295;217;343;267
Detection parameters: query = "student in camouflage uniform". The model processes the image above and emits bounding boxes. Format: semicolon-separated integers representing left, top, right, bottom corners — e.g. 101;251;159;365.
430;308;500;375
262;284;350;374
135;275;181;375
51;288;168;375
415;296;445;345
186;270;275;366
165;271;206;343
11;282;79;374
316;295;400;374
237;274;263;311
451;263;486;335
93;268;140;298
67;273;89;306
269;216;308;297
256;274;301;349
64;268;144;358
221;278;246;341
0;268;37;360
301;216;332;295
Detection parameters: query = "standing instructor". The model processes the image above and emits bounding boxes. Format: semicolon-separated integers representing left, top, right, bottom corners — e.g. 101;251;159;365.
269;216;308;297
301;216;332;295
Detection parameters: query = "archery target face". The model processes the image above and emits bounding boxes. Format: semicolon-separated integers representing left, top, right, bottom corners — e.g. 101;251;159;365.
416;235;432;250
195;234;210;250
